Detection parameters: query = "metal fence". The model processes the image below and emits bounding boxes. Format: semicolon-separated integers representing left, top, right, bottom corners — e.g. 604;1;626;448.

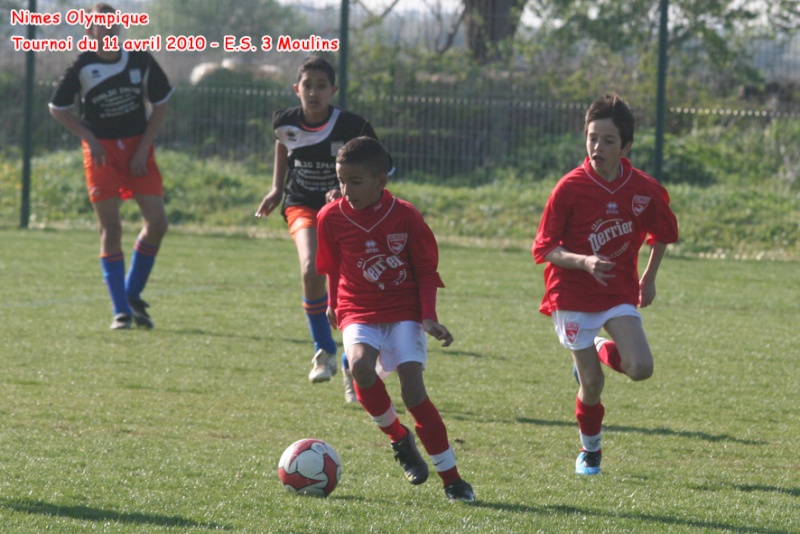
4;0;800;182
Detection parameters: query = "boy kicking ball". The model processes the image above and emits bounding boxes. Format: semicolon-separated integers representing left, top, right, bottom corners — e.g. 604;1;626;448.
316;137;475;502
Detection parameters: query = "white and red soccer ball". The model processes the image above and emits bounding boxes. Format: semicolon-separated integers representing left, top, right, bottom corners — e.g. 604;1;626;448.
278;438;342;497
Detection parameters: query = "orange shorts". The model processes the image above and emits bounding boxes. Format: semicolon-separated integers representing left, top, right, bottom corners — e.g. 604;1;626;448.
285;205;319;237
83;136;163;203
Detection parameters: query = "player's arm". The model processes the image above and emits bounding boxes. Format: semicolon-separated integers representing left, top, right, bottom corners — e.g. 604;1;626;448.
256;141;288;218
130;102;169;176
544;246;616;287
639;241;667;307
49;107;106;166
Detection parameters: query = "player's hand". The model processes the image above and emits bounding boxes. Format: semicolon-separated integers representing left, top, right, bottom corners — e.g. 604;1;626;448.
325;189;341;203
584;255;616;287
422;318;453;347
87;139;107;167
130;146;149;176
255;189;282;218
326;307;339;330
639;276;657;307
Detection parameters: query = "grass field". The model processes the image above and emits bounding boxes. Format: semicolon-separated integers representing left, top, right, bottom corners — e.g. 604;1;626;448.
0;228;798;533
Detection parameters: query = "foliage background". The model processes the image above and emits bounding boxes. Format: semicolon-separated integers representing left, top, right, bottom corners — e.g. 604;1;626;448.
2;0;800;258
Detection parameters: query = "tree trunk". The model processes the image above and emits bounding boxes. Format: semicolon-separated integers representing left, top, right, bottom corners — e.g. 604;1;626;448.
464;0;526;64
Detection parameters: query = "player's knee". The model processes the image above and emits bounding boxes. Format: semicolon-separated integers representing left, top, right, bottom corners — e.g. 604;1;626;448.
349;356;376;387
626;359;654;381
400;384;426;409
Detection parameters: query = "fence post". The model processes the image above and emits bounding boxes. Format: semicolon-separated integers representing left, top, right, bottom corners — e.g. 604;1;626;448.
654;0;669;182
20;0;37;229
338;0;349;110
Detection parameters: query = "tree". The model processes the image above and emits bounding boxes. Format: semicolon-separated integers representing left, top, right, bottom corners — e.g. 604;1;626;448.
463;0;527;63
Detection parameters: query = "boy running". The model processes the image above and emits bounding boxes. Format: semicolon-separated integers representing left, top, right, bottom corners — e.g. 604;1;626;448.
533;94;679;475
255;56;376;401
49;2;173;330
316;137;475;502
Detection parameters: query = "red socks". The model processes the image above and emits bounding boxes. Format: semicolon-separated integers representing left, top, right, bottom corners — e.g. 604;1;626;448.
597;339;624;373
575;396;604;437
408;397;460;486
353;378;406;442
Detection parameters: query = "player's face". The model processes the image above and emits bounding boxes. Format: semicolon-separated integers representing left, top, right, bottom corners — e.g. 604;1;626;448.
586;118;631;181
336;163;387;211
294;70;337;122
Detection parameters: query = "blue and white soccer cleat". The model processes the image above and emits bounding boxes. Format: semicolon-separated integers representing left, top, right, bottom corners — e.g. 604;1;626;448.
575;449;602;475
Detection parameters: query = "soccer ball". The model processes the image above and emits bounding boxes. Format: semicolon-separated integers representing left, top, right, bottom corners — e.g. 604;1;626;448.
278;438;342;497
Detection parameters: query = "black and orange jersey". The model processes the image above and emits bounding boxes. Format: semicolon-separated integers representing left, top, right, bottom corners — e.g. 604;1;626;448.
273;106;377;212
50;50;173;139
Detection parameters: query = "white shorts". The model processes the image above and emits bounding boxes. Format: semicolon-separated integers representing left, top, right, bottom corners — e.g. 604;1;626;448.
342;321;427;377
552;304;642;350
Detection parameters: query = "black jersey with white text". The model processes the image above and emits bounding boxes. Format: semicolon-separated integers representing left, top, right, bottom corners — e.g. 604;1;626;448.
49;50;173;139
273;106;377;211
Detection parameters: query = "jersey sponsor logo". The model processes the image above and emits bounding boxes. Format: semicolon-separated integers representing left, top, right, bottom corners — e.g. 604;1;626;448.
565;322;580;343
632;195;651;216
365;240;379;254
359;254;407;290
129;68;142;84
588;218;634;258
387;233;408;254
606;201;618;215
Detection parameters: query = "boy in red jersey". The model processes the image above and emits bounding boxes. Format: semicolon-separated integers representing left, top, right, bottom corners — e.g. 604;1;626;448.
533;94;679;475
316;137;475;502
255;56;377;399
49;3;173;330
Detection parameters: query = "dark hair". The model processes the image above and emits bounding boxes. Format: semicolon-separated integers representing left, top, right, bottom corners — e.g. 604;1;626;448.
584;94;635;147
336;137;392;175
296;56;336;86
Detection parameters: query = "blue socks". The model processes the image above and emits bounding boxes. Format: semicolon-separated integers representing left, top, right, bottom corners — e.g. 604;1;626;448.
126;239;159;300
303;294;337;355
101;252;130;315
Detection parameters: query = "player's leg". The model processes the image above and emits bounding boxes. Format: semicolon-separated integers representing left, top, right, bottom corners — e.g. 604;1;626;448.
93;197;131;329
603;314;654;381
292;223;338;382
392;323;473;500
124;194;168;328
346;338;408;444
553;310;605;474
572;345;605;474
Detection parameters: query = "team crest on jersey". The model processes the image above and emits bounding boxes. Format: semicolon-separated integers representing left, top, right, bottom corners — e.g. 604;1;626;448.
129;68;142;85
632;195;651;216
387;233;408;254
565;322;580;343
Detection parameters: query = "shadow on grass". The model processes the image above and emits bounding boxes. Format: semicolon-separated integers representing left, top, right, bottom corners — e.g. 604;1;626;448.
690;483;800;498
0;499;229;530
468;501;791;534
516;417;766;445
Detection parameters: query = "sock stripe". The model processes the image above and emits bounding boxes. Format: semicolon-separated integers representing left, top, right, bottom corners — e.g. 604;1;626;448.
133;240;159;256
303;302;328;314
100;252;124;261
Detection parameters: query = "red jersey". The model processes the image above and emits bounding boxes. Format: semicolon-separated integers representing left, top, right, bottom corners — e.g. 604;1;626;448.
533;157;678;315
316;190;444;330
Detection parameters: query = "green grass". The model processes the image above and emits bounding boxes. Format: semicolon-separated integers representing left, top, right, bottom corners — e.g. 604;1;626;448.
3;148;800;259
0;228;798;532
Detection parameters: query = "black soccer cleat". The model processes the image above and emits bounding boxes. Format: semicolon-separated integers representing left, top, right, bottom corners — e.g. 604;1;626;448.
444;478;475;502
127;297;154;329
390;425;429;485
